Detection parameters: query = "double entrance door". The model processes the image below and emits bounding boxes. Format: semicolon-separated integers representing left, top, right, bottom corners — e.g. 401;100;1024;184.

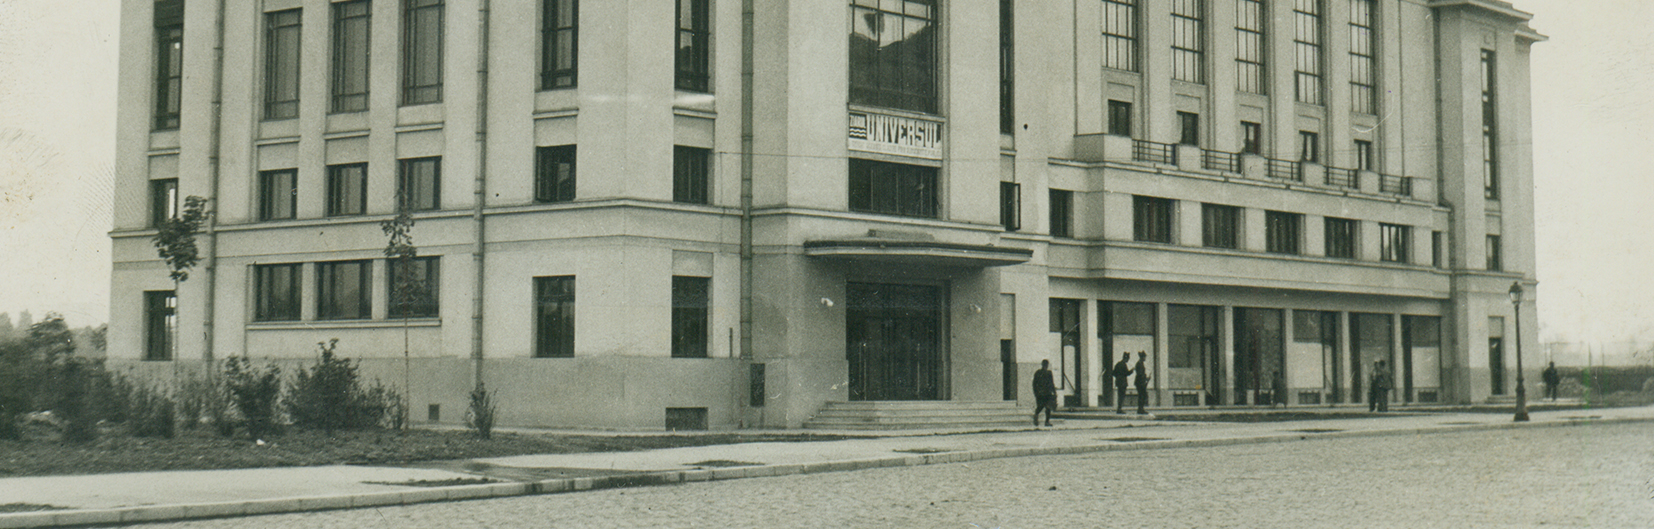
846;283;945;401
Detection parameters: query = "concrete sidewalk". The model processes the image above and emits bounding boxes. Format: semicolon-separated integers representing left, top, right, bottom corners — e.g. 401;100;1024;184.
2;405;1649;528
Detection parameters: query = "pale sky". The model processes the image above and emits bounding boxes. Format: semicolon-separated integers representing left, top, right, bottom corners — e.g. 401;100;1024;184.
0;0;1650;344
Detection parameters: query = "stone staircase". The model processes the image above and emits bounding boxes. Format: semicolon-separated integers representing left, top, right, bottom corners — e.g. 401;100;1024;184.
802;401;1042;430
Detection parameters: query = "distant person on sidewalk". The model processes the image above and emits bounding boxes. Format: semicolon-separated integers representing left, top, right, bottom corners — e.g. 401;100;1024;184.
1113;353;1133;414
1033;359;1056;427
1134;351;1152;415
1369;361;1392;412
1542;362;1561;401
1271;370;1287;408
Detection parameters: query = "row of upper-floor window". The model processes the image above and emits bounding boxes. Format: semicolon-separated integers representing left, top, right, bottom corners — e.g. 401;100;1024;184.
1105;100;1373;168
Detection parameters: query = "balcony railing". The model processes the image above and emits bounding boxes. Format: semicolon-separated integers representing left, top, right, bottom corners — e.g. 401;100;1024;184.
1201;150;1241;173
1265;158;1302;181
1132;140;1178;166
1380;174;1412;196
1325;167;1359;189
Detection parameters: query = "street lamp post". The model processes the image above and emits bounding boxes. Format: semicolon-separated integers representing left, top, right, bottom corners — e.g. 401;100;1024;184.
1509;282;1529;422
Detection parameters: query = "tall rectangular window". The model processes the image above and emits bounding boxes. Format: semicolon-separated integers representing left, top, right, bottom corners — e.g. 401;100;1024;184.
1236;0;1266;94
849;0;937;114
676;0;711;92
1324;217;1356;258
1265;210;1301;254
1354;139;1373;171
534;276;576;358
1485;234;1502;271
144;290;176;361
536;145;576;203
1349;0;1376;114
848;159;937;219
1049;189;1073;238
1101;0;1137;72
1432;230;1443;268
1380;223;1410;263
150;178;179;227
402;0;443;105
388;256;440;318
541;0;577;89
397;157;441;211
1134;195;1174;243
1293;0;1323;105
254;263;302;322
1170;0;1204;83
264;9;302;120
1000;181;1021;231
1299;131;1319;162
999;0;1015;134
673;146;710;204
671;276;710;358
1108;100;1133;136
326;163;368;217
259;169;298;221
1202;203;1239;249
1178;112;1200;146
1482;50;1499;199
1241;121;1262;154
317;260;372;320
154;0;184;130
331;0;371;113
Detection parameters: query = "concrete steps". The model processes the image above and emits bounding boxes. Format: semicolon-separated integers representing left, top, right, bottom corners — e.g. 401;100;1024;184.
803;401;1043;430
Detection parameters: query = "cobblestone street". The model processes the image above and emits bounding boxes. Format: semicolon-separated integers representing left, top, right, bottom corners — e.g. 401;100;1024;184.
150;422;1654;528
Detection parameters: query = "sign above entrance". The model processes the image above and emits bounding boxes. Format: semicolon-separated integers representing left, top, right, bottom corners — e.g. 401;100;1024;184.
848;110;943;160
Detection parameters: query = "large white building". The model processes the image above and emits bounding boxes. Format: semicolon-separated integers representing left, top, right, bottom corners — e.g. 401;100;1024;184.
110;0;1544;429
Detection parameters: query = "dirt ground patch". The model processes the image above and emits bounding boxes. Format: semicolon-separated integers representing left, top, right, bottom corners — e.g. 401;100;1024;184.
0;429;862;478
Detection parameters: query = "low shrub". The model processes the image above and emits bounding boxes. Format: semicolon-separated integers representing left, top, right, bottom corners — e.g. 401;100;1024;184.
286;340;397;433
466;382;498;440
223;356;283;440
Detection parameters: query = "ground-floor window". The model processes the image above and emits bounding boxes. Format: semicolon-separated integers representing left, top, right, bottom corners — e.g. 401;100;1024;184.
1233;307;1284;405
1100;301;1156;407
1404;315;1442;402
1488;316;1506;395
1351;313;1394;403
388;256;440;318
144;290;176;361
1049;298;1082;406
1168;304;1220;405
316;260;373;320
671;276;709;358
254;263;302;322
534;276;576;358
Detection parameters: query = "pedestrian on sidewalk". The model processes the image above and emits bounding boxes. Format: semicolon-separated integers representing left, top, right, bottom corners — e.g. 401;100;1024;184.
1543;362;1561;401
1113;352;1132;414
1134;351;1152;415
1271;370;1287;408
1369;361;1392;412
1033;359;1056;427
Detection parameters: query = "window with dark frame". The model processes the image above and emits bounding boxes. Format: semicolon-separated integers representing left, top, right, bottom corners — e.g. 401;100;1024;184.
1324;217;1357;259
1101;0;1137;72
848;158;937;219
1170;0;1204;83
849;0;937;114
398;157;441;211
1485;234;1502;271
326;163;368;217
331;0;371;113
534;276;576;358
671;276;710;358
1432;230;1443;268
254;263;302;322
1349;0;1376;114
264;9;302;120
258;169;298;221
144;290;176;361
1049;189;1073;238
1134;195;1174;243
388;256;440;318
675;0;711;92
154;0;184;130
541;0;577;89
535;145;576;203
999;0;1015;134
1178;111;1200;146
1108;100;1133;137
1482;49;1499;199
317;260;372;320
673;146;710;205
150;178;179;227
1293;0;1323;105
1265;210;1302;254
1355;139;1373;171
1000;181;1021;231
1236;0;1265;94
1202;203;1239;249
1299;131;1319;162
1241;121;1261;154
1380;223;1410;263
402;0;443;105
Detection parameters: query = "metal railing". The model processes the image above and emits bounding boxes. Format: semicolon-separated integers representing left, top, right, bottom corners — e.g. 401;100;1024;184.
1265;158;1302;181
1380;174;1412;195
1201;150;1241;173
1325;167;1359;189
1132;140;1179;165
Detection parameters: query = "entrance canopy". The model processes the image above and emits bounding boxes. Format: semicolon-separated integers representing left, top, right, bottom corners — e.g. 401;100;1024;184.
804;238;1032;268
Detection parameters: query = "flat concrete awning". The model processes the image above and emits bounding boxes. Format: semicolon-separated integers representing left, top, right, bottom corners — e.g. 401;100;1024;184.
803;239;1033;268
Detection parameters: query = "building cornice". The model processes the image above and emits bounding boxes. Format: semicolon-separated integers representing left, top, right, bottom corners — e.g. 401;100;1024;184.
1428;0;1533;22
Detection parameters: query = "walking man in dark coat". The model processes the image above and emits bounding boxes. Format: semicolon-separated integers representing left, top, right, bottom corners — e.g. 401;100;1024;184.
1542;361;1561;401
1134;351;1152;415
1032;359;1056;427
1113;353;1133;414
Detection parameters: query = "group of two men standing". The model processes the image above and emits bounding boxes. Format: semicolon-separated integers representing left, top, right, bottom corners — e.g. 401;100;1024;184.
1032;351;1152;427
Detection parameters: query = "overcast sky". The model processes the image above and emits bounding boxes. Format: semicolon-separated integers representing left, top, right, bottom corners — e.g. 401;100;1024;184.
0;0;1649;344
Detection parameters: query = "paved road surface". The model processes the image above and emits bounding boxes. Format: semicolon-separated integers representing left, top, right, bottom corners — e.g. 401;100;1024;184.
150;422;1654;528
